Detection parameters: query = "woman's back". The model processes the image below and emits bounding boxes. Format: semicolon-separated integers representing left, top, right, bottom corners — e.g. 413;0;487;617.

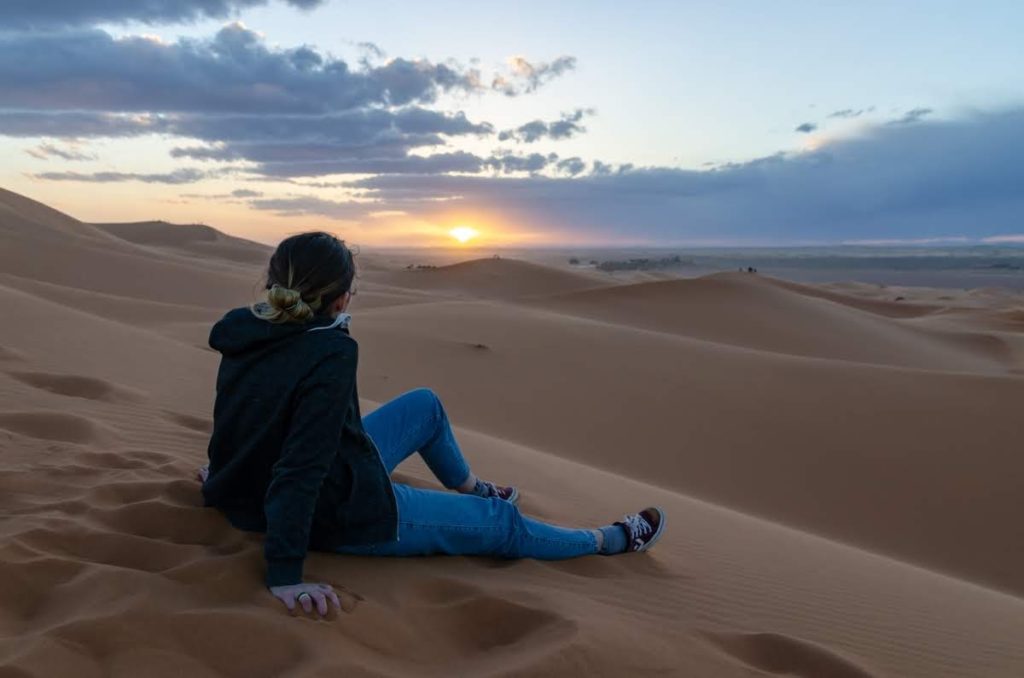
203;306;349;521
203;305;397;576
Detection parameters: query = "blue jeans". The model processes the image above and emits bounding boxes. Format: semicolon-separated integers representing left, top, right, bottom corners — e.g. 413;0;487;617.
336;388;599;559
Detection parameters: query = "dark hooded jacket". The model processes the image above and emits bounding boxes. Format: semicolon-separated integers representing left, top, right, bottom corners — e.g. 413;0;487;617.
202;306;398;587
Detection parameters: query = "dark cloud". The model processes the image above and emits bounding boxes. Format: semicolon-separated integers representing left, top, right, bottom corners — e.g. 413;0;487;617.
25;142;97;161
484;152;558;174
231;188;263;198
2;107;492;180
0;25;585;181
7;108;492;179
888;107;933;125
499;108;593;143
555;157;586;176
0;0;325;29
162;108;491;174
32;168;212;184
591;160;631;176
794;122;817;133
491;56;576;96
0;25;480;115
334;109;1024;243
0;111;164;138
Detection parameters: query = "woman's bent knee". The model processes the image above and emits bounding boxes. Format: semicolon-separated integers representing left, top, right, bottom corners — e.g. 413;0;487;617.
406;387;444;421
405;386;439;407
492;500;528;558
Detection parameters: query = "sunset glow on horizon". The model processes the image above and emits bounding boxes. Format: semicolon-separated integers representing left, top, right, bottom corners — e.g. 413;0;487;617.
449;226;480;244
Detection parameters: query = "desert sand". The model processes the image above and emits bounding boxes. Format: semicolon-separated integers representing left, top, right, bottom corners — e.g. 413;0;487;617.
1;186;1023;677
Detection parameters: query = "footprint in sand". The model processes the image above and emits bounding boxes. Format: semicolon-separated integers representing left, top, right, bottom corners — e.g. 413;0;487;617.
6;370;145;403
699;630;876;678
404;577;578;655
0;411;118;444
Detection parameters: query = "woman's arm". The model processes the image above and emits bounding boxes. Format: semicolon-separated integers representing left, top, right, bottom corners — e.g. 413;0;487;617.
263;343;358;594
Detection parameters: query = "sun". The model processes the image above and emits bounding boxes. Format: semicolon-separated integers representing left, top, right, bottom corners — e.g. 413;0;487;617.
449;226;479;244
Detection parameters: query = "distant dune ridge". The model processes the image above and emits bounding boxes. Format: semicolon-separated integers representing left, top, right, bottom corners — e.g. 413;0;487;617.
1;187;1023;677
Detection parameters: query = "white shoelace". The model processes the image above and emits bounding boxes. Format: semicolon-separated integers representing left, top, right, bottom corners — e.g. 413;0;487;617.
623;513;653;541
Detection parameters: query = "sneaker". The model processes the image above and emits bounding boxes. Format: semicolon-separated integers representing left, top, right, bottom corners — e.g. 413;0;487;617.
615;507;666;552
475;480;520;504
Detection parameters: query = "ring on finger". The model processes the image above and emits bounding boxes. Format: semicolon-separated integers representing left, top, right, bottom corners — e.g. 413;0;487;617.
298;592;312;602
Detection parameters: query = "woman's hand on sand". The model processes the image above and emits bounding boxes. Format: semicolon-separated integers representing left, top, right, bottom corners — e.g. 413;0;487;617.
270;583;341;617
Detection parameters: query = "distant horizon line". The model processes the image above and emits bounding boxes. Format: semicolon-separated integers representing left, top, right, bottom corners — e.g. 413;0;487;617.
355;241;1024;251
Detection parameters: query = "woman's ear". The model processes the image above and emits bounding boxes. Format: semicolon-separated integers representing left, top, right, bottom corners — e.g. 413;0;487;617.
334;291;351;314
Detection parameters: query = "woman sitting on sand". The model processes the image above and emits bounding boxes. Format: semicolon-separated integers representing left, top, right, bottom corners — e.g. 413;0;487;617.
200;232;666;616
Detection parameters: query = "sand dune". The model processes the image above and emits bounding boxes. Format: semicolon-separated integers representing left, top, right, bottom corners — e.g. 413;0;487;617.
94;221;273;266
527;273;1015;372
0;187;115;241
367;256;613;300
1;188;1023;677
0;191;267;310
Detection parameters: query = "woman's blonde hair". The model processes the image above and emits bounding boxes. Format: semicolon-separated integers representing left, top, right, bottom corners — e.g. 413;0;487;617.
251;231;356;324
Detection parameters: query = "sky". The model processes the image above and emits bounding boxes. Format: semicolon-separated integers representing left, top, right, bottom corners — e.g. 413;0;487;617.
1;0;1022;247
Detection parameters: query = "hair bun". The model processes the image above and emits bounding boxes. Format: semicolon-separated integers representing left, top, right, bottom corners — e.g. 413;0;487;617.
252;231;356;324
266;283;313;321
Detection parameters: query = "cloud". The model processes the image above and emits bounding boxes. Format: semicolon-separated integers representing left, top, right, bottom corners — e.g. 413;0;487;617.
0;111;165;138
794;122;817;133
828;107;874;119
32;169;212;184
357;42;386;61
249;195;379;220
160;108;492;175
248;152;488;177
334;109;1024;243
981;234;1024;244
0;25;481;115
0;25;584;180
238;150;569;179
484;152;558;174
0;25;497;179
555;157;587;176
491;56;576;96
0;0;325;29
888;107;933;125
25;142;97;161
499;109;593;143
179;188;266;200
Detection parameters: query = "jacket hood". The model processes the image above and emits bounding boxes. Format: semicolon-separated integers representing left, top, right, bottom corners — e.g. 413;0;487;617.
209;306;349;356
